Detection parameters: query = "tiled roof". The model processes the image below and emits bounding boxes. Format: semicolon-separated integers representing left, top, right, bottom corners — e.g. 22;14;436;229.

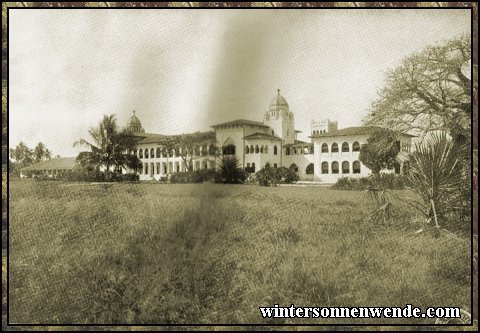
310;126;416;138
211;119;269;128
243;132;283;141
22;157;76;171
284;140;312;146
137;131;215;144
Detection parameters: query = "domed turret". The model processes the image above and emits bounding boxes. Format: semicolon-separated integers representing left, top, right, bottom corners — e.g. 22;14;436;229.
269;89;289;112
126;111;144;133
263;89;295;144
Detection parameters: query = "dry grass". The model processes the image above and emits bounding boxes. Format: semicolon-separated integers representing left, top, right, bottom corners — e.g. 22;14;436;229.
8;180;471;325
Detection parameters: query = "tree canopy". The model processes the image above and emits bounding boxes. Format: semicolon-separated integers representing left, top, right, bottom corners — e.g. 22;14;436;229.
74;114;141;175
364;35;471;145
359;128;400;175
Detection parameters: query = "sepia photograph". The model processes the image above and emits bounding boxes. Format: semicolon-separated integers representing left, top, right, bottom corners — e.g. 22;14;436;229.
2;2;477;330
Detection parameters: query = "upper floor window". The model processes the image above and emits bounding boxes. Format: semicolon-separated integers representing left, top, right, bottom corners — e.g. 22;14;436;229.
331;143;339;153
342;142;349;153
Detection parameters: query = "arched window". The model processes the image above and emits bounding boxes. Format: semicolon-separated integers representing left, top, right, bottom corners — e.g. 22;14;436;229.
321;143;328;153
306;163;314;174
353;161;361;174
303;147;309;155
156;147;161;158
342;142;349;152
139;150;143;158
145;148;149;158
274;145;278;155
331;143;339;153
331;161;339;174
286;147;290;155
289;163;298;173
342;161;350;174
292;147;297;155
150;148;155;158
223;144;236;155
209;144;216;155
255;145;259;153
260;145;264;154
321;162;328;174
265;162;270;168
264;145;268;154
245;145;249;154
250;145;254;153
353;141;360;152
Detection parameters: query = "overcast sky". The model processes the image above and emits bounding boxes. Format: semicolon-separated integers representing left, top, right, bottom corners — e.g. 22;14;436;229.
9;9;470;157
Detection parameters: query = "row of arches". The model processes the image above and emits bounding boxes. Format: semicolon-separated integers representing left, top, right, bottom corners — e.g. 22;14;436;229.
136;144;216;159
285;146;313;155
321;141;360;153
245;144;278;155
321;161;361;174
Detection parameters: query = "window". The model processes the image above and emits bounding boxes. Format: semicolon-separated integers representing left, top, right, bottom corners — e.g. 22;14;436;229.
260;145;264;154
252;163;256;172
292;147;297;155
156;148;161;158
331;143;339;153
286;147;290;155
168;149;173;158
353;161;361;174
309;146;314;154
342;161;349;174
342;142;349;152
145;148;149;158
321;162;328;174
265;163;270;168
245;145;249;154
145;162;149;175
223;144;236;155
139;162;143;174
303;147;309;155
353;141;360;152
156;163;160;174
274;163;277;168
321;143;328;153
139;150;143;158
209;144;216;155
250;145;254;154
255;145;259;153
164;164;167;174
306;163;314;174
150;148;155;158
202;145;208;156
264;145;268;154
274;145;278;155
247;163;250;167
331;161;339;174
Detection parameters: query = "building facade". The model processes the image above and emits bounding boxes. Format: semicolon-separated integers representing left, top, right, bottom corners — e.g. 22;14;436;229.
128;90;413;182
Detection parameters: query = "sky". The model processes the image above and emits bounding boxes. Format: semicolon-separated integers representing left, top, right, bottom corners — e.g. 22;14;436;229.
9;9;470;157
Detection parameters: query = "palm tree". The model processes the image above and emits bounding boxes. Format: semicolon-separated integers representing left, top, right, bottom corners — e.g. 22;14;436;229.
407;132;464;229
74;115;141;177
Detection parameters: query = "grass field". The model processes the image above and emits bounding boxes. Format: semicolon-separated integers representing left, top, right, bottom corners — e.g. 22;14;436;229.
8;180;472;326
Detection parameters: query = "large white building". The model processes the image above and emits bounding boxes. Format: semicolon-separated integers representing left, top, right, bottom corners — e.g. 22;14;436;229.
128;90;413;182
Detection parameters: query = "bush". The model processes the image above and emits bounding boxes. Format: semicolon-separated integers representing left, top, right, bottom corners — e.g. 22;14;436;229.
256;167;299;186
215;156;247;184
332;174;409;191
170;169;216;184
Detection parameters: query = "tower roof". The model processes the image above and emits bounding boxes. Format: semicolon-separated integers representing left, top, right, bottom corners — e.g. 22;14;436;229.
269;89;289;111
126;111;144;132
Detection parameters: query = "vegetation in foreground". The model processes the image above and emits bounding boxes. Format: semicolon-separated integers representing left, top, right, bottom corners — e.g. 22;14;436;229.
9;180;472;325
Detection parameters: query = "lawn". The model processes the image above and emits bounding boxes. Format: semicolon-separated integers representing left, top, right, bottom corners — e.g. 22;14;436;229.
8;180;472;326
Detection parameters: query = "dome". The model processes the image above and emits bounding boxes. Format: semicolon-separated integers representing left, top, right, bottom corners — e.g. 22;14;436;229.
126;111;144;132
269;89;289;112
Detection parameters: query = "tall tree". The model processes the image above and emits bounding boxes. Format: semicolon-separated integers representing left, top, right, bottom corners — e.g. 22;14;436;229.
9;142;33;175
359;128;400;175
33;142;52;162
161;132;215;172
364;35;471;145
74;114;141;175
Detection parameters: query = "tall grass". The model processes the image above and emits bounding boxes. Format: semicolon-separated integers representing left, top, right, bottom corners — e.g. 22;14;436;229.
9;180;471;325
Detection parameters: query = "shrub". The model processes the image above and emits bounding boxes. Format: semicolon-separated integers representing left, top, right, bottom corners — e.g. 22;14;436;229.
256;167;298;186
215;156;247;184
332;174;409;191
170;169;217;184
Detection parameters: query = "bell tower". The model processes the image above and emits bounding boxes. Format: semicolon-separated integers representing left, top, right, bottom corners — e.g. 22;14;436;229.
263;89;295;144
